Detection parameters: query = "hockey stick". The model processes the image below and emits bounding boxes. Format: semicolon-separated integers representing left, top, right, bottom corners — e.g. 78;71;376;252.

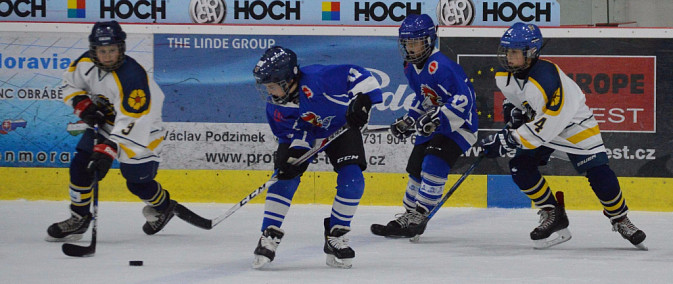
362;125;389;134
62;128;100;257
409;124;511;242
179;124;352;230
409;154;484;242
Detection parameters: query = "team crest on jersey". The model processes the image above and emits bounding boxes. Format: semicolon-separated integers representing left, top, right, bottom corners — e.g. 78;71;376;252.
300;111;334;129
302;85;314;98
421;84;442;107
428;61;439;74
122;89;150;118
273;109;285;122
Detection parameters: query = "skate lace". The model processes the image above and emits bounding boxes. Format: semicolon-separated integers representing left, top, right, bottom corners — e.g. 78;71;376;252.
57;215;86;232
327;235;350;250
394;210;424;228
613;217;638;236
260;234;282;250
536;208;556;230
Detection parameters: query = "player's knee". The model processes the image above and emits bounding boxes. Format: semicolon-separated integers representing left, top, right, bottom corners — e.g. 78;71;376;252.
69;150;92;186
336;164;365;197
586;164;619;190
127;180;160;200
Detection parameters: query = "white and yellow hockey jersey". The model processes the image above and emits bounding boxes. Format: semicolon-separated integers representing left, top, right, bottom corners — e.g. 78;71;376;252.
62;52;165;164
495;59;606;155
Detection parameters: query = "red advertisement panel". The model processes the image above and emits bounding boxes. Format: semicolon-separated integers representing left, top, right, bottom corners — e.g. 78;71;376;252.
493;56;655;132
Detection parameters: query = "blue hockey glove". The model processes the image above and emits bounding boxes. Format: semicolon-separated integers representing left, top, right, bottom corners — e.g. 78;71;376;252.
390;114;416;139
278;147;309;180
480;129;519;158
416;106;441;137
503;103;525;129
346;93;372;129
87;140;117;180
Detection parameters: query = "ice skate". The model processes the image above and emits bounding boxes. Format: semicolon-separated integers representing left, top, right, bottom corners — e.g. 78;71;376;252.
371;208;425;238
530;204;571;249
323;218;354;269
611;215;647;250
252;226;284;269
45;211;92;242
142;200;177;235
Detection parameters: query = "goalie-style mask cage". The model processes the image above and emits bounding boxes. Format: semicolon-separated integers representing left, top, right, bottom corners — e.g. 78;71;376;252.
398;14;437;64
89;21;126;72
253;46;300;105
497;22;543;73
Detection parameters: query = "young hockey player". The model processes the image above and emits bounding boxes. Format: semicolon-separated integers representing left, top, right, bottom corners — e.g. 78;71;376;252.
251;46;383;269
480;22;647;249
46;21;190;241
370;14;478;239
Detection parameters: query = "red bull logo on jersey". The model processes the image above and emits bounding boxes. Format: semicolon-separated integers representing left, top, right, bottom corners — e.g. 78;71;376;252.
428;60;438;75
1;119;27;134
420;84;442;106
300;111;334;129
302;85;314;98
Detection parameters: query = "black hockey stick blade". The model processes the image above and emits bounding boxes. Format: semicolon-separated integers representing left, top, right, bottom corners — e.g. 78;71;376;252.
62;234;96;257
174;203;212;230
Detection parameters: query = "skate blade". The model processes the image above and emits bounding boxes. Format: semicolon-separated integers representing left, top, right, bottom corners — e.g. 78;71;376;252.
533;228;572;249
634;242;648;251
44;233;84;242
326;255;352;269
252;255;272;269
409;235;421;243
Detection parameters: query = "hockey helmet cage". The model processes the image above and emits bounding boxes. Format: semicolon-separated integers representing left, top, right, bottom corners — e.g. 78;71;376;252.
398;14;437;64
89;21;126;72
253;46;300;104
497;22;543;73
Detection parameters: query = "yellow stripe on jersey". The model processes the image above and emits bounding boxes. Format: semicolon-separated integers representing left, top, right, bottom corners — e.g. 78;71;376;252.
119;143;137;158
566;125;600;144
147;136;164;151
516;129;538;149
67;57;93;72
63;90;88;103
495;71;509;77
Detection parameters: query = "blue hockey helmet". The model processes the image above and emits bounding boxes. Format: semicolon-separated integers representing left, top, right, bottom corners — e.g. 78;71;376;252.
88;21;126;72
253;46;300;104
398;14;437;64
497;22;543;73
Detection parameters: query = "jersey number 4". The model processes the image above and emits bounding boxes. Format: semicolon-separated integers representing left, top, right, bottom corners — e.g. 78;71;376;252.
533;117;547;133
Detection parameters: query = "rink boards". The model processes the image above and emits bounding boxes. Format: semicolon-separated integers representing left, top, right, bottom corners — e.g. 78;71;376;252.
1;24;672;211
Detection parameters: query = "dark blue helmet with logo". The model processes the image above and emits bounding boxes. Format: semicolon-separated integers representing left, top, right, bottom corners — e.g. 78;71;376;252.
253;46;300;104
497;22;543;72
89;21;126;72
398;14;437;64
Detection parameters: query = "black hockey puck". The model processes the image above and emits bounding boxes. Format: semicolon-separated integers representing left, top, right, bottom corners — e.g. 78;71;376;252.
129;260;143;266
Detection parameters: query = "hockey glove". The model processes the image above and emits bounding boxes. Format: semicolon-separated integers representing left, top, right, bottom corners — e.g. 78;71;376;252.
390;114;416;139
346;94;372;129
277;147;309;180
480;129;519;158
87;140;117;180
503;103;525;129
72;95;106;128
416;106;442;137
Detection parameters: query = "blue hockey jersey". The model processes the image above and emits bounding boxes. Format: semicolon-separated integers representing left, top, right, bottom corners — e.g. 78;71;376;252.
404;50;478;150
280;64;383;150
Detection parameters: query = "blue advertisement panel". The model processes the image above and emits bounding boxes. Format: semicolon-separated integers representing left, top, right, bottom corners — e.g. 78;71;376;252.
0;0;559;26
154;34;408;124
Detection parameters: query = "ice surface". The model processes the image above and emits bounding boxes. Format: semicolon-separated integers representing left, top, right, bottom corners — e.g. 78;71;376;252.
1;201;671;284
